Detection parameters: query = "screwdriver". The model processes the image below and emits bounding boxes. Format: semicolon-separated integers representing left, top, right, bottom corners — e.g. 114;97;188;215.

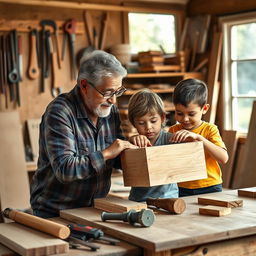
67;223;120;245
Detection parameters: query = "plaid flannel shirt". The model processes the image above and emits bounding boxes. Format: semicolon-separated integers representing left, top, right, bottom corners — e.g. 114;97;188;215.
30;85;124;215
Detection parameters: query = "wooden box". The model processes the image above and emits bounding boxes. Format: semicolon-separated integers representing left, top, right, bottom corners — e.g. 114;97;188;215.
121;141;207;187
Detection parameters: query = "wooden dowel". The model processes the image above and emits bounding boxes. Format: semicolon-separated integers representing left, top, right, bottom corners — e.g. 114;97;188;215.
146;198;186;214
3;208;70;239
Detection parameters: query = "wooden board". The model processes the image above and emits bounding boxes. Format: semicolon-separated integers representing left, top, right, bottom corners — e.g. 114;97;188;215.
221;130;238;188
0;243;16;256
121;141;207;187
94;196;147;213
139;65;181;72
236;101;256;188
26;119;40;162
203;32;223;123
60;190;256;252
198;195;243;208
199;205;231;217
0;222;68;256
238;187;256;198
0;112;30;219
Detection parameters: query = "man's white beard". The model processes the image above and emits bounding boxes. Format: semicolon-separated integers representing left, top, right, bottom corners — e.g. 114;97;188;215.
95;103;113;117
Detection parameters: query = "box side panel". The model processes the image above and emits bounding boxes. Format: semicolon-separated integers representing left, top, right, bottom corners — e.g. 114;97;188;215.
147;141;207;186
121;148;150;186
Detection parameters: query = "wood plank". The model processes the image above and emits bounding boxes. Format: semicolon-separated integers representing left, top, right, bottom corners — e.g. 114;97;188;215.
0;243;16;256
94;196;147;213
199;205;231;217
238;188;256;199
0;222;68;256
0;19;84;33
60;190;256;252
0;112;30;220
237;101;256;188
121;141;207;187
198;195;243;208
221;130;238;188
26;119;40;162
188;0;256;16
0;0;183;14
203;32;223;123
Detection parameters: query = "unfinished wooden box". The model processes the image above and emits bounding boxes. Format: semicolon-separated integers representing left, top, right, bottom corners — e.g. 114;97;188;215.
121;141;207;187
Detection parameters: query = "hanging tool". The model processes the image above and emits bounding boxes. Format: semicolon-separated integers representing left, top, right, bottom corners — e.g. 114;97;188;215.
18;35;23;81
146;197;186;214
48;35;62;97
99;12;109;50
8;30;20;106
101;209;155;227
1;35;8;108
28;29;39;80
83;10;94;47
40;20;54;92
68;223;120;245
68;234;100;251
2;208;70;239
64;19;77;80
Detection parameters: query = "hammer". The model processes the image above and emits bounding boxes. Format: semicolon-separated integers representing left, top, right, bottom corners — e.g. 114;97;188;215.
146;198;186;214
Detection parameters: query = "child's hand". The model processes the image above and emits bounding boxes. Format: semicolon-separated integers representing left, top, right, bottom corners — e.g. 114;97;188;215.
170;129;199;143
129;135;152;148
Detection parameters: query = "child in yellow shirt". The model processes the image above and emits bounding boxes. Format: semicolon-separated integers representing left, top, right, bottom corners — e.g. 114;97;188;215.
169;78;229;197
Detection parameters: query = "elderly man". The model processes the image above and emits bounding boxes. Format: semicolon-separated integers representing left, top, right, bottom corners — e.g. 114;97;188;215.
30;50;136;218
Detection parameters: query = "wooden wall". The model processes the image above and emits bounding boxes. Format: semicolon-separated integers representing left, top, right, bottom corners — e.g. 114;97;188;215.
0;1;184;148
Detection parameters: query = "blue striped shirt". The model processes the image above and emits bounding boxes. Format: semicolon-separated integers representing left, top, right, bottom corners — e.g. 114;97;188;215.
30;85;124;215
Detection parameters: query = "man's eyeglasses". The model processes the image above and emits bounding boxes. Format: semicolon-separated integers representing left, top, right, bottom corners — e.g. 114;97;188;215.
87;81;127;99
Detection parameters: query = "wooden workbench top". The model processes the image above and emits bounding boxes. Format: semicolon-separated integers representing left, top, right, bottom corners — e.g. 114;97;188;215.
60;189;256;253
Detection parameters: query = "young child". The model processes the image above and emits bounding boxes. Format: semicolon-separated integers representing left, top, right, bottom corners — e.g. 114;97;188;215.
169;78;229;197
127;89;178;202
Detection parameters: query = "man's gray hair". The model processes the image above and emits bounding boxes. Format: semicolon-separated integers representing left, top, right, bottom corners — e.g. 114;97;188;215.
77;50;127;86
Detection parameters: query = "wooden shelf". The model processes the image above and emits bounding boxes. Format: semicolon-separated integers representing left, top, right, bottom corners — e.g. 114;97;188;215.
124;88;175;95
126;72;202;79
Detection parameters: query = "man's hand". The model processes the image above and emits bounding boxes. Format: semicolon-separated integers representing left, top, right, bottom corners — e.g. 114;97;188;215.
129;135;152;148
102;139;138;160
169;129;200;143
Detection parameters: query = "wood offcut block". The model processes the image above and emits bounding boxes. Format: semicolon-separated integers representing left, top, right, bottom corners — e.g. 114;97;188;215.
238;188;256;198
94;196;147;213
121;141;207;187
0;222;69;256
199;205;231;217
198;196;243;208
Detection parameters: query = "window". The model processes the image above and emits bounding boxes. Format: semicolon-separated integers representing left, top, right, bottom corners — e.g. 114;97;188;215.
220;13;256;132
128;13;176;54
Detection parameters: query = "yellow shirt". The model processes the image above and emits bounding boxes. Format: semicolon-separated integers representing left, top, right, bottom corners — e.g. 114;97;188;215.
169;122;226;189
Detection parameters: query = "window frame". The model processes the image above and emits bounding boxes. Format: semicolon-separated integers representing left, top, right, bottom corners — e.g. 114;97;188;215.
219;12;256;131
122;9;184;55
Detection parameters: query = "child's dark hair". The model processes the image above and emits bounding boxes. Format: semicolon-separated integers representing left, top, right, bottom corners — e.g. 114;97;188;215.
173;79;208;108
128;89;165;126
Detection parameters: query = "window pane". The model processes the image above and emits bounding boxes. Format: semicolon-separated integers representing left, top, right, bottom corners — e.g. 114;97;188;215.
128;13;176;54
234;98;255;132
231;22;256;60
231;61;256;95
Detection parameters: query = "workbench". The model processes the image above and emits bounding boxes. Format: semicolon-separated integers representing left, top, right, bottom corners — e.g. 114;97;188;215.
1;189;256;256
59;189;256;256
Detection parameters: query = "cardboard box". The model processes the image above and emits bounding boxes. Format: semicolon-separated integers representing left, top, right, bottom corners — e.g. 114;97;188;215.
121;141;207;187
